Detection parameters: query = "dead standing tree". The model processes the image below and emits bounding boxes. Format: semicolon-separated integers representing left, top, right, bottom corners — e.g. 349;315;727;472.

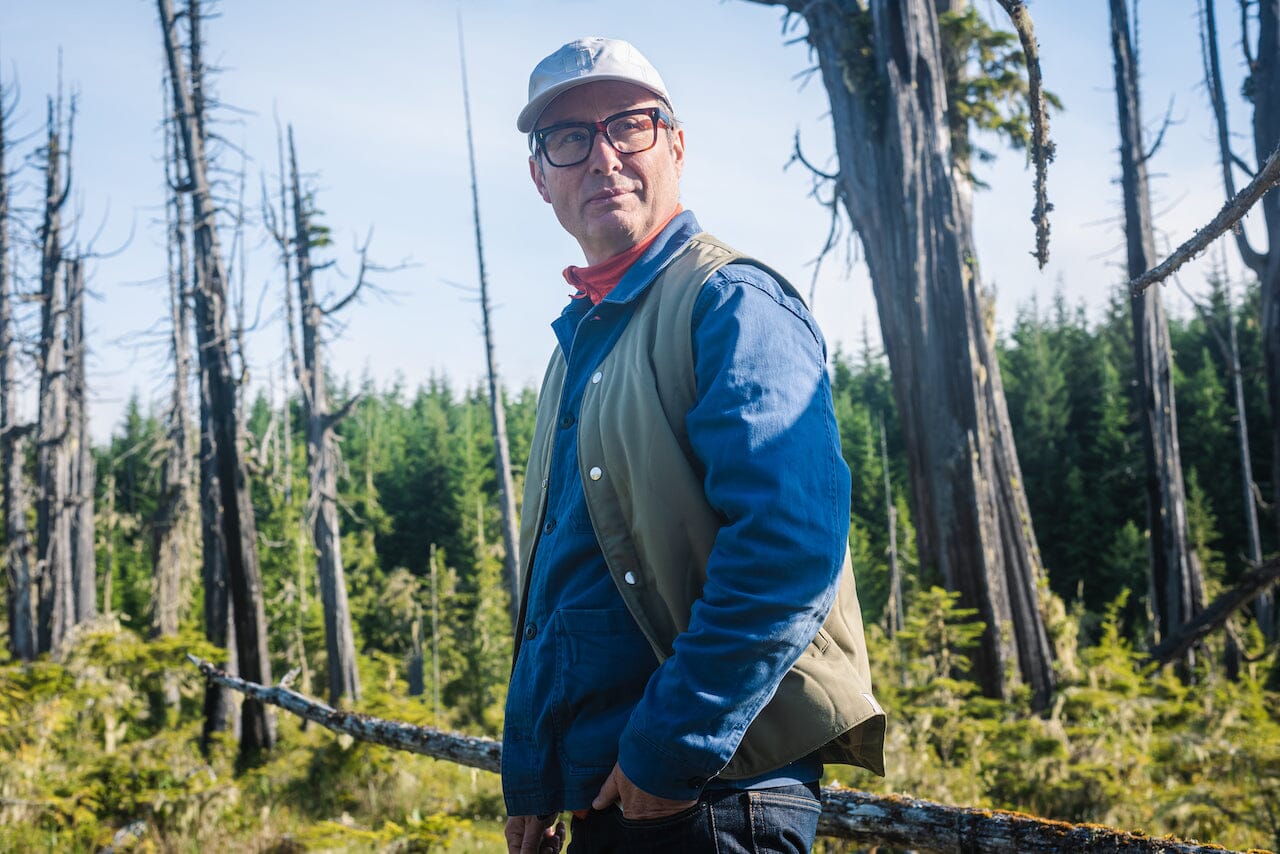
460;26;521;627
742;0;1055;707
152;93;192;645
283;126;362;707
152;85;194;672
0;60;36;662
1109;0;1206;656
34;93;74;656
1202;0;1280;637
159;0;273;755
173;5;236;745
65;256;94;623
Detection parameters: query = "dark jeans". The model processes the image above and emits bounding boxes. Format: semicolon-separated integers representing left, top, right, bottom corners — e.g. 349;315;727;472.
566;782;822;853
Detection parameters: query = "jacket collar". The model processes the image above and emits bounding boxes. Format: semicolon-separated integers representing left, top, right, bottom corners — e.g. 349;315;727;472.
551;211;701;355
556;210;701;318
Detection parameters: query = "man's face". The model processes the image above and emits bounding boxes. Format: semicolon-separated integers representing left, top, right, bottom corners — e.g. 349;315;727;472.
529;80;685;265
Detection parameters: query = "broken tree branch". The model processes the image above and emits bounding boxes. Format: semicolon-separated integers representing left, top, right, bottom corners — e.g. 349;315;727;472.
1200;0;1268;274
1131;143;1280;294
1148;557;1280;666
996;0;1055;269
189;655;1237;852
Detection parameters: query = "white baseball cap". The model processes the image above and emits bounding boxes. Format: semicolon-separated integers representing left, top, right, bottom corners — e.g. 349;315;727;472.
517;37;671;133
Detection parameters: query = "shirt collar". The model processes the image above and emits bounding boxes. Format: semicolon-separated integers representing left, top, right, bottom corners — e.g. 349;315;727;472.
551;210;701;355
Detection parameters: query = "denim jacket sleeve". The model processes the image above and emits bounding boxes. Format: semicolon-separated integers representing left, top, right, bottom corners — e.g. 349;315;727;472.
615;263;853;800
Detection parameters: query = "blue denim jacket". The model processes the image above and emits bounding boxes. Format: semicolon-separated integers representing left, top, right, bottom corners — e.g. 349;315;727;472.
501;211;850;817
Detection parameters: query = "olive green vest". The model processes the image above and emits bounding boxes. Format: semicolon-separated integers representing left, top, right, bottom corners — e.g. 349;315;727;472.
517;232;886;780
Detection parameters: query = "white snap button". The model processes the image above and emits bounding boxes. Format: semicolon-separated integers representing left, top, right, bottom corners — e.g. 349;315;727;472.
624;571;637;585
591;371;602;384
589;466;602;481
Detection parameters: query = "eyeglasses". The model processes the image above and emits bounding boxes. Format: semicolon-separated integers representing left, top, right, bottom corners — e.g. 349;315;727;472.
533;107;673;168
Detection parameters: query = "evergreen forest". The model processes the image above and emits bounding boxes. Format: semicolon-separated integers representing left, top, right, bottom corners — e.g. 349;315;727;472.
3;1;1280;852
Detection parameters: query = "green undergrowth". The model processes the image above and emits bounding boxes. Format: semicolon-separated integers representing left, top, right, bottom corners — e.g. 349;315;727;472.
826;588;1280;853
2;598;1278;852
0;621;505;853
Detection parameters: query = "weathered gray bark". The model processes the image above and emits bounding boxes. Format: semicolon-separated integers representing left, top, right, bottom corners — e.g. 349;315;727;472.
1110;0;1206;656
65;258;94;624
0;67;35;662
190;654;1238;853
160;0;273;754
151;101;192;649
1149;557;1280;666
1201;0;1279;637
1131;145;1280;294
35;97;74;656
1255;6;1280;619
745;0;1054;707
285;127;361;707
460;27;521;628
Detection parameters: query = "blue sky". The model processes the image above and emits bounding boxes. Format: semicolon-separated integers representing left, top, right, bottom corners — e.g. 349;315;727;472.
0;1;1265;440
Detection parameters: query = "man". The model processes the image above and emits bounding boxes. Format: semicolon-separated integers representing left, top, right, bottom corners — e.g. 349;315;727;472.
504;37;885;854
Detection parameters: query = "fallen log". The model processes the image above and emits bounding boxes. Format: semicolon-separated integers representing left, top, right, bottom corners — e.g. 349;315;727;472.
186;654;501;773
816;789;1247;853
1148;557;1280;666
189;655;1248;853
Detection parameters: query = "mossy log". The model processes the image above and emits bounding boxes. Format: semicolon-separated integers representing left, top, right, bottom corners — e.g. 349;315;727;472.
189;655;1248;853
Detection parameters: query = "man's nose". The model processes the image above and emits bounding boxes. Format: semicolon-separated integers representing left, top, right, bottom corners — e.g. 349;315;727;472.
586;131;623;174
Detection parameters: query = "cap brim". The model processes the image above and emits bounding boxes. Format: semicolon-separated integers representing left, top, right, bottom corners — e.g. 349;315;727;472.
516;76;668;133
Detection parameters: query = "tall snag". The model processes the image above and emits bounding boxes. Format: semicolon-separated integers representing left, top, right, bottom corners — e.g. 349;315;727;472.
1109;0;1205;654
284;126;362;706
65;256;95;623
0;59;36;661
744;0;1054;706
152;87;193;651
1202;0;1280;637
159;0;273;754
460;26;521;627
35;93;74;655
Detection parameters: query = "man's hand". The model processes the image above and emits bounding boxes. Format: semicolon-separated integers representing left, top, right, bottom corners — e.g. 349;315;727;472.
591;762;698;821
505;814;565;854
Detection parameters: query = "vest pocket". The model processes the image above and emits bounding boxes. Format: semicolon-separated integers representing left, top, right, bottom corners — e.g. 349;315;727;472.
552;608;657;776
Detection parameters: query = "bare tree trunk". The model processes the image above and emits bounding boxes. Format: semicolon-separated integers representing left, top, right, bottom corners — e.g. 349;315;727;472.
744;0;1054;707
1203;0;1279;639
152;93;192;649
1228;297;1265;585
101;470;115;616
408;608;424;699
35;96;74;656
0;67;35;662
160;0;273;755
160;61;233;746
65;258;95;623
879;415;904;638
459;28;520;628
430;543;441;722
285;127;361;707
1255;4;1280;632
1110;0;1206;658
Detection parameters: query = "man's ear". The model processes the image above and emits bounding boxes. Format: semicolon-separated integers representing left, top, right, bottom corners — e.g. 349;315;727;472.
529;156;552;203
671;127;686;177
